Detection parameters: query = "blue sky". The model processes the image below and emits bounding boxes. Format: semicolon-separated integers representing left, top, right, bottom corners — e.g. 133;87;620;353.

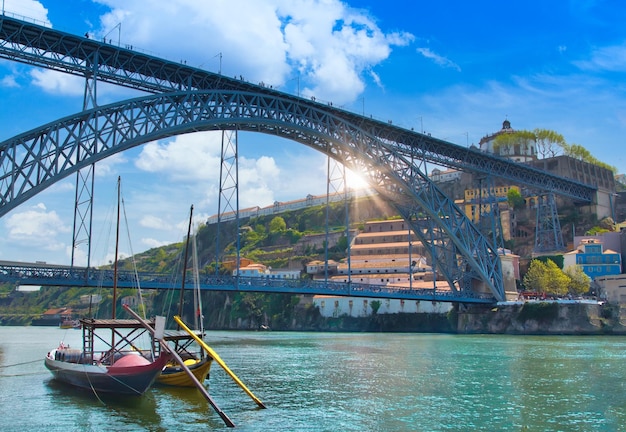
1;0;625;265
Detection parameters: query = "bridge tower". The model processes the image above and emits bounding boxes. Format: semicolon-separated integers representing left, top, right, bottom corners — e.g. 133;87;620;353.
475;176;505;253
71;52;99;268
533;193;565;254
215;129;240;278
324;157;352;283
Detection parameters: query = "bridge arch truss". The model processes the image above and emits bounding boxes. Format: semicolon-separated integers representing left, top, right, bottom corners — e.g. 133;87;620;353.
0;90;506;300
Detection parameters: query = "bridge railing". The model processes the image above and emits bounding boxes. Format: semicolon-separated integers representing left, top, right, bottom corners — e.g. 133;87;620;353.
0;262;494;303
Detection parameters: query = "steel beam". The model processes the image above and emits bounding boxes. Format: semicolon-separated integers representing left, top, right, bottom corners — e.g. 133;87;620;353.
0;15;596;202
0;90;506;300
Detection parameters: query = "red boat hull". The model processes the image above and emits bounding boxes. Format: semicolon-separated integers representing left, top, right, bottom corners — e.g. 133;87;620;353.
45;349;170;395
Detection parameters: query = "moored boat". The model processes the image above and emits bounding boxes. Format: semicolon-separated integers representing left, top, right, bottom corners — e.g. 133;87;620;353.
157;329;212;387
156;204;213;387
44;177;169;396
45;318;171;395
59;318;80;329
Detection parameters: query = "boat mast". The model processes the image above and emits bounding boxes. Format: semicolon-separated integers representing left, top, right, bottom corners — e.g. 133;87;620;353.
177;204;194;327
112;176;121;320
192;229;203;333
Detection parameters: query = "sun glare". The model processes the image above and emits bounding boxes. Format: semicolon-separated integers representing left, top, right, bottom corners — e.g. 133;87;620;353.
346;168;371;190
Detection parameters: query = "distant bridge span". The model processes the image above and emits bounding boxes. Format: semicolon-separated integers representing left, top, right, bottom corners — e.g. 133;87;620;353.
0;15;599;303
0;262;493;304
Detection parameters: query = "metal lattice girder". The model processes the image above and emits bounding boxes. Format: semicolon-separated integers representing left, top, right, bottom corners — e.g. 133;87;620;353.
0;90;505;300
534;193;565;254
0;262;494;303
0;15;596;202
71;67;99;268
216;129;239;275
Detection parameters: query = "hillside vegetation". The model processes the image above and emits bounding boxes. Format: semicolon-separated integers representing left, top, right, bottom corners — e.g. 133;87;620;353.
0;196;396;328
0;191;608;328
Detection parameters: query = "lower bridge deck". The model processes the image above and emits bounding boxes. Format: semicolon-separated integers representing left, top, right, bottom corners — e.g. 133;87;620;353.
0;261;494;304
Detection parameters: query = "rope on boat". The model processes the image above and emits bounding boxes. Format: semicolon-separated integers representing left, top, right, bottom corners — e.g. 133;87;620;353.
84;366;105;405
0;358;42;368
82;363;143;404
0;371;47;377
108;373;144;395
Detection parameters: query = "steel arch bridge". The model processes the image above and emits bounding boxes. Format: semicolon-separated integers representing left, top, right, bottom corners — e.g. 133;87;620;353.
0;15;598;303
1;89;507;300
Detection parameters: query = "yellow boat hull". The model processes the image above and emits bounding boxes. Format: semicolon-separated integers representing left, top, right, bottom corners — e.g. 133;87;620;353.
156;356;213;387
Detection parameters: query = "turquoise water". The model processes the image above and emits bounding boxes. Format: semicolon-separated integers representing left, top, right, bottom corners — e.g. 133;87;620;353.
1;326;625;431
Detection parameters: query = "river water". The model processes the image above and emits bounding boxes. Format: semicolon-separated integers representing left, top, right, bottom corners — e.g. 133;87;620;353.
1;326;625;431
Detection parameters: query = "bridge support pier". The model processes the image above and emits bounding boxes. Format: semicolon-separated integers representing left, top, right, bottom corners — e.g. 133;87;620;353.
534;193;565;254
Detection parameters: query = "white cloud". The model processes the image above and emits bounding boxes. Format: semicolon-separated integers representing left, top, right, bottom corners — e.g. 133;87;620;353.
238;155;280;208
3;0;50;24
94;0;412;105
66;245;88;267
30;69;85;96
28;68;139;100
416;47;461;71
134;131;286;209
140;237;171;249
140;215;171;231
5;204;70;251
135;132;222;181
574;43;626;72
274;151;327;199
368;69;383;90
95;152;129;177
1;75;19;88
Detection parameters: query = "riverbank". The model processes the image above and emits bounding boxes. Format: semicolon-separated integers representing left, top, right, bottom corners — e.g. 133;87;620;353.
457;301;626;335
3;301;623;335
201;300;626;335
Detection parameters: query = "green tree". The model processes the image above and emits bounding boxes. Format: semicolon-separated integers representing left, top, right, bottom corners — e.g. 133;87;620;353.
586;226;610;235
566;143;617;173
544;259;570;296
336;234;348;252
269;216;287;233
533;128;567;158
507;188;525;210
563;265;591;295
599;217;616;232
566;143;593;161
523;259;548;293
493;130;536;157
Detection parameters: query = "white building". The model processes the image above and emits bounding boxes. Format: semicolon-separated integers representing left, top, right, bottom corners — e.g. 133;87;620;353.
234;263;301;279
314;296;452;318
430;168;461;183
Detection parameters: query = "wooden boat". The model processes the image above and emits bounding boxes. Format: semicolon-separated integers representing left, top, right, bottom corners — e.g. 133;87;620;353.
156;204;213;387
44;177;169;396
157;329;212;386
45;318;171;395
59;318;80;329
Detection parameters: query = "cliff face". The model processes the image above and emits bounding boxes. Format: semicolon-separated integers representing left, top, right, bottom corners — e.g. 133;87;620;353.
458;302;626;335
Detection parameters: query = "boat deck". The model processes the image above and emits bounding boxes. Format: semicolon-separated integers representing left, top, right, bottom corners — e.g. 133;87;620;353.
79;318;156;329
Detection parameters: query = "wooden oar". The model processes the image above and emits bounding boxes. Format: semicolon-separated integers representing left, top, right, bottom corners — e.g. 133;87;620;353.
123;305;235;427
174;315;267;409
